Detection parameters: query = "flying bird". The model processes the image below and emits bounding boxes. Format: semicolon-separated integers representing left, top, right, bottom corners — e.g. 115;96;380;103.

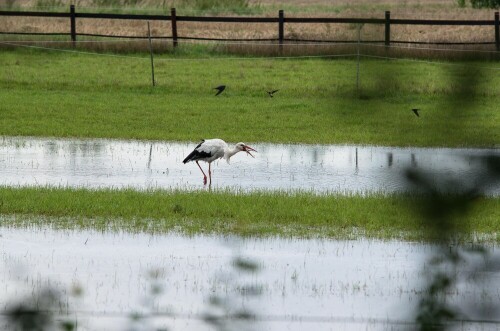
183;139;257;185
267;89;279;98
412;108;420;117
214;85;226;96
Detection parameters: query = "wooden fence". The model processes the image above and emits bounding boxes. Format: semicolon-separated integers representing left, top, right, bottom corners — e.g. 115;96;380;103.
1;6;500;50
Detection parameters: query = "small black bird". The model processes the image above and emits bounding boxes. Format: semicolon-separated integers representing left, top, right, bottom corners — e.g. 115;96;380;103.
214;85;226;96
412;108;420;117
267;89;279;98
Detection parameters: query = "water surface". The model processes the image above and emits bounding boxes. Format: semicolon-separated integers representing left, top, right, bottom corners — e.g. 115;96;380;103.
0;227;498;331
0;136;498;194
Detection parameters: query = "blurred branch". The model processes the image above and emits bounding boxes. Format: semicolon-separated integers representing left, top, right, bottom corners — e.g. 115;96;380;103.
407;63;500;330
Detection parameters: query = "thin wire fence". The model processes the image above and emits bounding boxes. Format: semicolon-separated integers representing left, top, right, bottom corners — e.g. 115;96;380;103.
2;37;500;53
2;39;500;72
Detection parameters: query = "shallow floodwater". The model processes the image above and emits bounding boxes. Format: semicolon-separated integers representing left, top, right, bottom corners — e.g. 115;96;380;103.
1;136;498;194
1;227;499;330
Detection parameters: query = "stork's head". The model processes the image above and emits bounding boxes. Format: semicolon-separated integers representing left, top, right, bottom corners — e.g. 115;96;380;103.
235;142;257;158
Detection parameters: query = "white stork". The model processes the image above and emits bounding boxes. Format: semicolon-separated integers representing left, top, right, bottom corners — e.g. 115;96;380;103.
183;139;257;185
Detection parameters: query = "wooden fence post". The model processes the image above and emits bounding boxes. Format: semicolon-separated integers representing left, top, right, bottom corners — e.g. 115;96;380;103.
70;4;76;45
495;12;499;51
385;11;390;47
278;9;284;52
171;7;178;48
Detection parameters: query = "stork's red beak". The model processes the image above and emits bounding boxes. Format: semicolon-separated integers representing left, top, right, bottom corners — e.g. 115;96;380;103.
243;145;257;158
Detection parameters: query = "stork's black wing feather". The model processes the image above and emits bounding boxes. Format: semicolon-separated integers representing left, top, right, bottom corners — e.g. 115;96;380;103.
183;140;212;163
183;149;212;163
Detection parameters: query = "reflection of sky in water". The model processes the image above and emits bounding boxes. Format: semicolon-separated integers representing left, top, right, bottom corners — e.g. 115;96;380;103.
0;136;498;195
1;227;499;331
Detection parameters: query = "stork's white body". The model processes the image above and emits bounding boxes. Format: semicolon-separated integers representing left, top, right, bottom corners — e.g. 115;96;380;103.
183;138;257;185
193;139;228;163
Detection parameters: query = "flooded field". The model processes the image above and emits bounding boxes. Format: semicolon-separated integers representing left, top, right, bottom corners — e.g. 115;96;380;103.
1;136;498;195
1;227;499;330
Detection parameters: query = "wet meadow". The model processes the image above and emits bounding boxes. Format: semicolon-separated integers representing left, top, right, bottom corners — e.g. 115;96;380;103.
0;24;499;330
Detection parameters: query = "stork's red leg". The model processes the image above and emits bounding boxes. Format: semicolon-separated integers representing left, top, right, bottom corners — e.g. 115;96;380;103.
196;161;207;185
208;163;212;184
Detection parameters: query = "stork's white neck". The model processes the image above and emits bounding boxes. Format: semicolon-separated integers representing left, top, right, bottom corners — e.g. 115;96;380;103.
223;145;240;163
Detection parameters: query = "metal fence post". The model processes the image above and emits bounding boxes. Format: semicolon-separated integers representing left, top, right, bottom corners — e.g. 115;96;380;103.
171;7;178;48
278;9;284;52
495;12;499;51
385;11;390;47
356;24;361;94
147;21;155;87
70;4;76;45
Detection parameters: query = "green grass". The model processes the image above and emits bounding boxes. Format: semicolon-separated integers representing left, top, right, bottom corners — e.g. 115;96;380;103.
0;48;498;240
0;48;498;147
1;187;499;240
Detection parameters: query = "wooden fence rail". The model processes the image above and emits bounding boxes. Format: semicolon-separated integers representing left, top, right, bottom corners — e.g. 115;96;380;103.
1;6;500;50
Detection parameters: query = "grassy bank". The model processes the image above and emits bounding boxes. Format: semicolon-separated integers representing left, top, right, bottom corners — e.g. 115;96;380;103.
1;187;499;240
1;49;498;147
